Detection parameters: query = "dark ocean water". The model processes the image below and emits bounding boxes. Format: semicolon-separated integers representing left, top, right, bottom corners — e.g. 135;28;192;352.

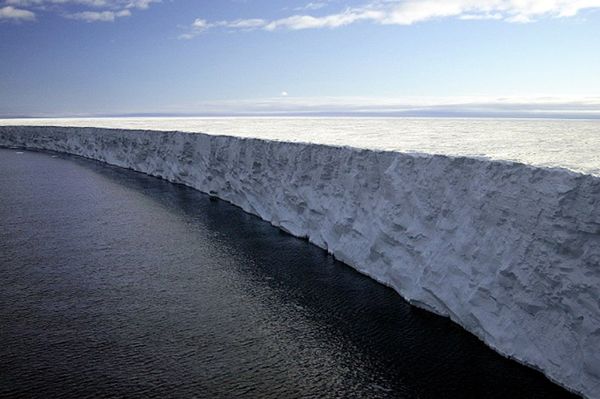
0;148;578;399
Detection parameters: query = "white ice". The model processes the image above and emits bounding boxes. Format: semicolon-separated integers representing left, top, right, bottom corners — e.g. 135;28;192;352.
0;123;599;398
1;117;599;176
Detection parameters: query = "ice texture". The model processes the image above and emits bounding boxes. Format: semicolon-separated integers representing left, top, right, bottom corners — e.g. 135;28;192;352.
1;125;599;398
1;117;599;176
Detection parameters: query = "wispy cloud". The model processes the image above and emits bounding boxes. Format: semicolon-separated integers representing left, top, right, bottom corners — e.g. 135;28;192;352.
172;96;600;117
1;0;158;22
295;1;329;11
0;5;35;20
181;0;600;38
66;8;131;22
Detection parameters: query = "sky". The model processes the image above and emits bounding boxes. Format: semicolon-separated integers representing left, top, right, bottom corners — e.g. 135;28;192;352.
1;0;599;117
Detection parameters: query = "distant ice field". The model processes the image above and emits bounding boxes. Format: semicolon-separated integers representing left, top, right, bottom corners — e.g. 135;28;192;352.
1;117;599;176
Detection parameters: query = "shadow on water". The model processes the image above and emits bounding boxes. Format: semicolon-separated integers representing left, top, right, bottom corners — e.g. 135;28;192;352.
0;148;579;398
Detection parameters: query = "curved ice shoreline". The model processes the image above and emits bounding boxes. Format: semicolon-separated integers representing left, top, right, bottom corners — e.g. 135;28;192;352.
1;126;599;398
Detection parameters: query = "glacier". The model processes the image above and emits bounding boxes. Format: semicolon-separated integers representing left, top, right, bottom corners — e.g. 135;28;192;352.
1;125;599;398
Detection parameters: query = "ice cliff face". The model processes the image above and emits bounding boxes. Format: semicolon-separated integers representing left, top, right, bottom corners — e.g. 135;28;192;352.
1;126;599;398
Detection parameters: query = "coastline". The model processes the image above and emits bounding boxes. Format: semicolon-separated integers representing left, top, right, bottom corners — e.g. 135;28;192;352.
1;125;598;398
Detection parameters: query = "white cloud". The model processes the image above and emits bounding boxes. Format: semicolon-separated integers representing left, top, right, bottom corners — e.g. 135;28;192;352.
295;2;329;11
126;0;154;10
67;8;130;21
178;18;209;39
2;0;158;22
0;5;35;20
221;18;267;29
182;0;600;36
191;18;208;29
264;9;384;30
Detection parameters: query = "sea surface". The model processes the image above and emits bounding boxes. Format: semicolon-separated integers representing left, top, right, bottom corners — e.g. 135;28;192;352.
1;117;599;175
0;148;578;398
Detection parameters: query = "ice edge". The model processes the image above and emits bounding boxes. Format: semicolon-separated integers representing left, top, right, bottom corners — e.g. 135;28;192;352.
1;125;598;398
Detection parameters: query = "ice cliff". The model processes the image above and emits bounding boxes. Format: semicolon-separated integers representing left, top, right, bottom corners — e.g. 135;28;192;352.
1;126;599;398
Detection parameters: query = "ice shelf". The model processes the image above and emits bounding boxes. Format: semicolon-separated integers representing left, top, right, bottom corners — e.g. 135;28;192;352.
1;126;599;398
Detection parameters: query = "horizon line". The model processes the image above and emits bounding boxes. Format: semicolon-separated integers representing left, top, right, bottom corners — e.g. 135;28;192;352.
2;111;600;120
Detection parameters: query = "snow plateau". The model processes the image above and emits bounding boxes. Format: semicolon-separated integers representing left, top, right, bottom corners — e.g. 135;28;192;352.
1;125;599;398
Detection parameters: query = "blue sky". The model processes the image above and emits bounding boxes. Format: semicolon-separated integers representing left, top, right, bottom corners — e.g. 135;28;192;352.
1;0;599;117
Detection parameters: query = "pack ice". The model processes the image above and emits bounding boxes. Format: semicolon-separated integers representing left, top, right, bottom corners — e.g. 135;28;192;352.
1;126;598;398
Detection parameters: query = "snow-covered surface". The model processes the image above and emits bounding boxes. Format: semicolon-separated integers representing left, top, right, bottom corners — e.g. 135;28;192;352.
1;117;599;176
1;124;599;398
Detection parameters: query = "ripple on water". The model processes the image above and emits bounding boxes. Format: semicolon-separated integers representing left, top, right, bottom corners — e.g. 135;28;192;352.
0;149;579;398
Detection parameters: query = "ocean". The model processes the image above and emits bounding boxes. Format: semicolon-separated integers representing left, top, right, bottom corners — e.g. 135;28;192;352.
0;147;578;398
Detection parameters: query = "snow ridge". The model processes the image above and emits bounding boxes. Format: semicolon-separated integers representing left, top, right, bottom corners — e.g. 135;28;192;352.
1;126;599;398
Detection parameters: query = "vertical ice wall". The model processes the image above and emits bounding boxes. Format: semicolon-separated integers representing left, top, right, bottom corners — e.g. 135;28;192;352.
1;126;599;398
